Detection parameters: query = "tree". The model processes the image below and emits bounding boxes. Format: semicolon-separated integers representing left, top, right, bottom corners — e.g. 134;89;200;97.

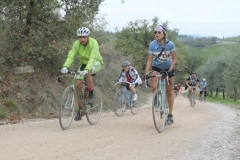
115;17;188;80
0;0;104;72
223;44;240;101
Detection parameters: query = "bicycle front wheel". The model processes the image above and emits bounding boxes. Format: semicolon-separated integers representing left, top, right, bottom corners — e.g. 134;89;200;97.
190;93;195;107
174;91;177;99
59;86;76;130
130;92;142;115
200;93;205;102
114;89;126;117
86;87;103;125
152;90;166;133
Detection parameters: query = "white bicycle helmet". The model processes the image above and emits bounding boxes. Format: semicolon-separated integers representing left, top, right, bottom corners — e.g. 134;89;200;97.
122;61;130;67
76;27;90;36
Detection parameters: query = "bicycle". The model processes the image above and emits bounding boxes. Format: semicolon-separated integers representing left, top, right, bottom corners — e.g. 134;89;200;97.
188;86;198;107
145;71;170;133
56;71;103;130
174;89;178;99
199;89;207;102
180;88;183;95
114;81;142;116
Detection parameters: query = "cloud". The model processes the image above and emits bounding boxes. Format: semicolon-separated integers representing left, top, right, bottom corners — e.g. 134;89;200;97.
99;0;240;37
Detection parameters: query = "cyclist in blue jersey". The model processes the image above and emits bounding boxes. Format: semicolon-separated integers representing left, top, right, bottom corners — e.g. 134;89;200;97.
144;25;177;125
199;78;207;100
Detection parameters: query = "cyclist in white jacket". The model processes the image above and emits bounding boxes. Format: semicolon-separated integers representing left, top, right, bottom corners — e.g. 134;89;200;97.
117;61;142;101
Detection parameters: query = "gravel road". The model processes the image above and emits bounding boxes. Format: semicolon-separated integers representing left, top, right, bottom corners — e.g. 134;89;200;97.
0;94;239;160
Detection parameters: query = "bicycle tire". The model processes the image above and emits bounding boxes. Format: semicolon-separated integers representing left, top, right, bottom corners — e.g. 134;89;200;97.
152;90;166;133
200;93;205;102
114;89;126;117
86;87;103;125
190;93;195;107
164;97;169;126
174;91;177;99
130;92;142;115
59;86;76;130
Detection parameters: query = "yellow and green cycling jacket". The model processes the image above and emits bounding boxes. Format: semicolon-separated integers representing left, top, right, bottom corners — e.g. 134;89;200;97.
63;37;103;71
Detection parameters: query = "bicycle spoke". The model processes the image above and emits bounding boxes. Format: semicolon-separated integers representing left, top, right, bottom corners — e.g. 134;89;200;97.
152;90;166;133
59;86;75;130
86;87;102;125
114;89;126;117
130;93;142;115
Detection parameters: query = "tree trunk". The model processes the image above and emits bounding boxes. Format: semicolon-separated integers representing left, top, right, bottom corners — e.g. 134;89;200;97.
12;0;34;52
234;88;237;101
223;89;225;99
24;0;34;37
227;90;230;99
210;90;213;97
215;88;218;97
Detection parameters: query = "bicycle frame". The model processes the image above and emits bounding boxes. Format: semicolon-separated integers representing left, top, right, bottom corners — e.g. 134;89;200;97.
57;71;87;106
145;71;170;109
115;82;133;107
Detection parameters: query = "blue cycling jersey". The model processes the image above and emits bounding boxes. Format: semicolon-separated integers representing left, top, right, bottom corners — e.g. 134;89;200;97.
149;40;176;70
200;82;207;91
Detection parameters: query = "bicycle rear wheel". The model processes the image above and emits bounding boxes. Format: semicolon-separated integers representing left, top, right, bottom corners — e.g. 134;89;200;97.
152;90;166;133
86;87;103;125
130;92;142;115
59;86;76;130
114;89;126;117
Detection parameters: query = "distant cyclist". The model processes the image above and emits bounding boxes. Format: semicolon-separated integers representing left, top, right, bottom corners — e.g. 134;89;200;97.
61;27;103;121
116;61;142;101
199;78;207;100
173;84;177;92
177;83;181;95
186;73;199;103
173;84;178;97
144;25;177;125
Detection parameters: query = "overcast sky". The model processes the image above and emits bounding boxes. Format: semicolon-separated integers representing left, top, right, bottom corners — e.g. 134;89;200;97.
99;0;240;38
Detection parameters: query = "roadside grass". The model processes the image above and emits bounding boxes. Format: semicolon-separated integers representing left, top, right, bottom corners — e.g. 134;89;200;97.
183;92;240;110
205;96;240;110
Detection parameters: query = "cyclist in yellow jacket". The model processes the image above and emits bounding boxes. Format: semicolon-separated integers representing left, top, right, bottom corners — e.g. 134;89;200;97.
61;27;103;121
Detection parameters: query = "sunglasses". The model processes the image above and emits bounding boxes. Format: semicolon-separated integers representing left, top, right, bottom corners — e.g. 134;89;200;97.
154;31;162;34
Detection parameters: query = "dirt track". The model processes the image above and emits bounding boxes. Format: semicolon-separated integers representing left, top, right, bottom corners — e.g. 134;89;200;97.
0;94;240;160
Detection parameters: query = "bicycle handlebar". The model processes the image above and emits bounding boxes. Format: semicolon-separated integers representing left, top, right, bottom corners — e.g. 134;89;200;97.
144;71;171;88
115;81;132;86
56;71;86;83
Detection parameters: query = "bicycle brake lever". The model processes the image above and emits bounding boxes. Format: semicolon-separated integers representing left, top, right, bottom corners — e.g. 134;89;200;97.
145;79;148;88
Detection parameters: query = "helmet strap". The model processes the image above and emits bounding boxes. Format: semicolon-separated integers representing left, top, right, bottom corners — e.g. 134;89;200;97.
157;37;165;44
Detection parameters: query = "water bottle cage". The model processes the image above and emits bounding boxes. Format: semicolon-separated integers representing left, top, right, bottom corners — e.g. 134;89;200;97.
84;87;88;99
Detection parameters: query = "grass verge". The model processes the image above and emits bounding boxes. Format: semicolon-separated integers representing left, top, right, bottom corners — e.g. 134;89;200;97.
183;92;240;110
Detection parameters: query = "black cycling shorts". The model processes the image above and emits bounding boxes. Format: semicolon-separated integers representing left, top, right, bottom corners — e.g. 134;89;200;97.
124;83;138;90
152;66;175;78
